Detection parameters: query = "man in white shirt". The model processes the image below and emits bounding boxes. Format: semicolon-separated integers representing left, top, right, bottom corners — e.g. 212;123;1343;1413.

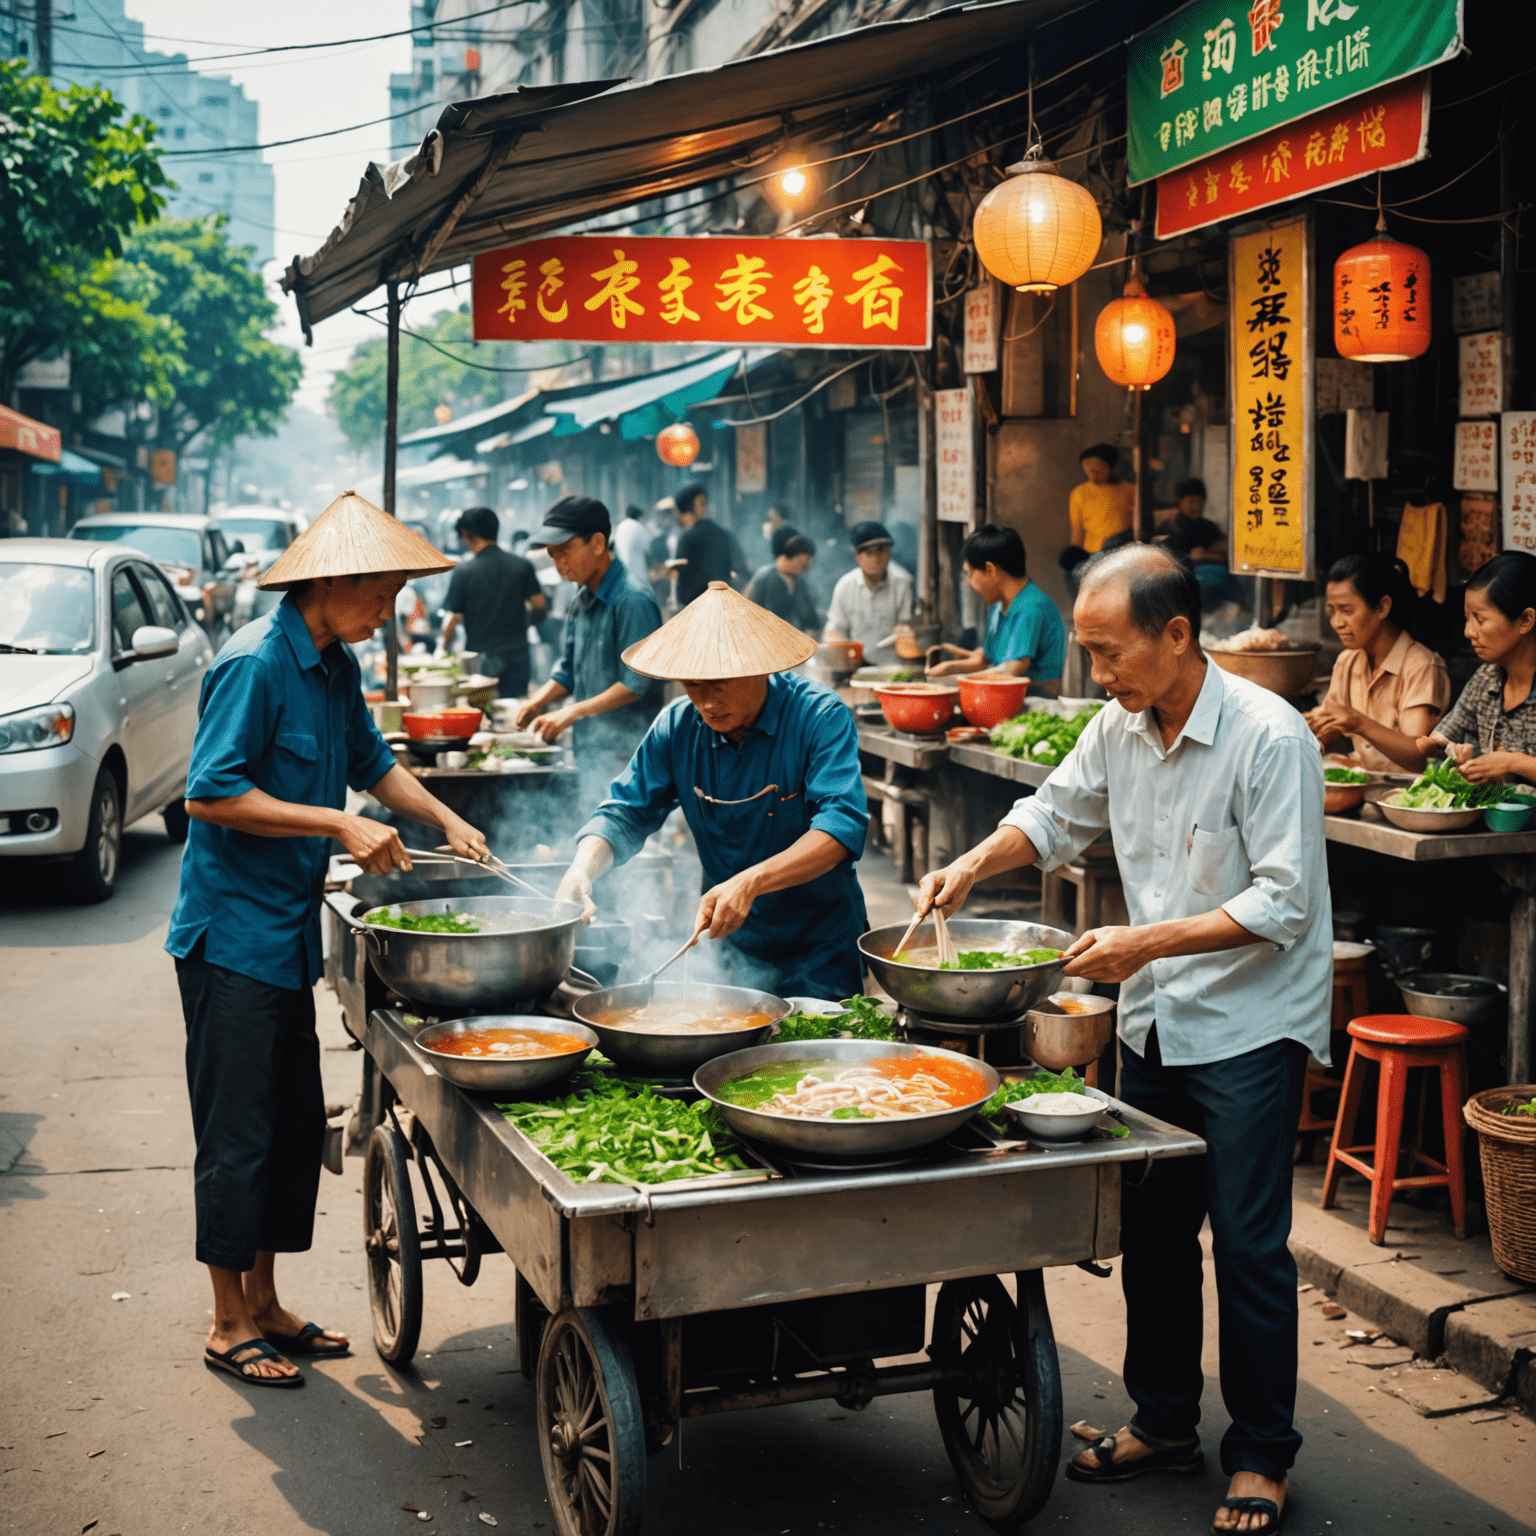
917;544;1329;1536
823;521;916;654
612;505;653;578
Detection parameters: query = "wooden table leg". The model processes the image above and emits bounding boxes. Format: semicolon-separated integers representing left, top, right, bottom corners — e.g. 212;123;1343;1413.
1492;856;1535;1086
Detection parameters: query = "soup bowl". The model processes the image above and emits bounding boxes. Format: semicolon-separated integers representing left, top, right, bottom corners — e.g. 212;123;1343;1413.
411;1015;597;1095
695;1038;998;1160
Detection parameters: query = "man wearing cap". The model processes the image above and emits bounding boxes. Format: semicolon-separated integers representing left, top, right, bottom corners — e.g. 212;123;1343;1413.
513;495;663;797
824;521;916;655
439;506;546;698
556;582;870;1000
166;493;488;1389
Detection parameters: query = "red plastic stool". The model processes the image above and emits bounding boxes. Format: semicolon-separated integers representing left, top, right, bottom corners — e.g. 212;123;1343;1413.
1320;1014;1469;1245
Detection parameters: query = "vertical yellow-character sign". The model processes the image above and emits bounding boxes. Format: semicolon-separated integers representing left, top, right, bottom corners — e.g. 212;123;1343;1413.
1229;212;1313;579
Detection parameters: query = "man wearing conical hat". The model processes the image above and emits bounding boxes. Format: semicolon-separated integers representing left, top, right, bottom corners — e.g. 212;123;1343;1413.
165;492;488;1389
555;581;870;1001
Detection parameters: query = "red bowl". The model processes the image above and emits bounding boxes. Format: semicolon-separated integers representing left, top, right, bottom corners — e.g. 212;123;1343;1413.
956;673;1028;729
403;707;482;741
872;683;958;736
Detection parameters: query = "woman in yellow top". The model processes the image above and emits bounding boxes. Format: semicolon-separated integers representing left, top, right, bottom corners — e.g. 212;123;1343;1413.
1068;443;1136;553
1306;553;1450;773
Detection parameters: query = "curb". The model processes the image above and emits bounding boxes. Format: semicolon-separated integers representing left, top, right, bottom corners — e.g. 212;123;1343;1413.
1289;1202;1535;1414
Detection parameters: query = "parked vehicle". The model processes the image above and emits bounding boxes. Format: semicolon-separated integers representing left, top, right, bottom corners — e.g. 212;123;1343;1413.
217;506;307;626
68;513;239;643
0;539;211;901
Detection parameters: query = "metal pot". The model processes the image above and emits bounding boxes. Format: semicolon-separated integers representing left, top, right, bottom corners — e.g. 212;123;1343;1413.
404;675;454;710
326;892;584;1010
411;1016;598;1095
1397;972;1507;1028
1371;924;1440;978
815;640;864;674
1207;647;1319;698
1021;994;1115;1071
859;919;1075;1019
571;980;790;1079
694;1039;999;1160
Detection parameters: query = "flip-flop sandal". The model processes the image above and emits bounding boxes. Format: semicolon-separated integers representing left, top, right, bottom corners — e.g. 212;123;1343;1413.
1065;1422;1204;1483
263;1321;351;1358
205;1337;304;1388
1212;1496;1283;1534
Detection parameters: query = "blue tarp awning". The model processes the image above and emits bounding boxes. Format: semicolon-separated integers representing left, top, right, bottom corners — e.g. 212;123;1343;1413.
547;350;741;440
32;448;103;484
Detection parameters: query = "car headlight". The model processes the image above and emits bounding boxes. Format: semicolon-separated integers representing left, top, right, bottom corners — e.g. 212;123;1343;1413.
0;701;75;755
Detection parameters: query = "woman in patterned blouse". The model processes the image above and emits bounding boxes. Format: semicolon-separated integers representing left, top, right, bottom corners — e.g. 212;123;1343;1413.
1417;551;1536;787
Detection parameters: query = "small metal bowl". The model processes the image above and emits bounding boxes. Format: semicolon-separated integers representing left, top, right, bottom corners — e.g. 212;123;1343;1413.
1004;1086;1111;1143
411;1016;597;1095
572;981;791;1080
1022;994;1115;1072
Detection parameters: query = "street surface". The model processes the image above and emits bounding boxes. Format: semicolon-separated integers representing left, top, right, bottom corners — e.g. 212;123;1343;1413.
2;829;1533;1536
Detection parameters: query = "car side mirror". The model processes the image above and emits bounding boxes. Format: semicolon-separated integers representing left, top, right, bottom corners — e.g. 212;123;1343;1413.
127;624;178;661
224;550;250;570
227;539;246;555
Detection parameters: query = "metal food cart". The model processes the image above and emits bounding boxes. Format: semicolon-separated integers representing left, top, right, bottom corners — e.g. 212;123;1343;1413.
342;999;1204;1536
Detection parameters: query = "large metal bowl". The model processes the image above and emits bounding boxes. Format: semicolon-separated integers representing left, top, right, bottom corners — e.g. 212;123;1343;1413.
859;919;1076;1019
1207;647;1319;698
695;1039;999;1160
1373;791;1484;834
412;1016;598;1095
1397;972;1507;1028
571;981;791;1080
333;893;584;1010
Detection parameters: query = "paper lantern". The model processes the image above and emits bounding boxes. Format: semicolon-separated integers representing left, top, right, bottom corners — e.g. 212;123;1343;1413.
1094;275;1176;391
656;421;700;467
1334;232;1431;363
972;156;1102;295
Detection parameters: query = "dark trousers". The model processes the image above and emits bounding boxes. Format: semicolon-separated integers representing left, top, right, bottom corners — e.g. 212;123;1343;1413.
1118;1026;1307;1481
478;650;529;700
176;936;324;1272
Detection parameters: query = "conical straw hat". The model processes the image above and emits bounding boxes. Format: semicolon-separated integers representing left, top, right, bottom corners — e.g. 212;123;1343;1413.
258;491;454;589
623;581;817;681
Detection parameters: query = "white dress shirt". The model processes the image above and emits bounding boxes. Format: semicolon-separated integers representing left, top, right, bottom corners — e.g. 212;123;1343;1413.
825;564;916;651
1003;660;1332;1065
612;517;653;577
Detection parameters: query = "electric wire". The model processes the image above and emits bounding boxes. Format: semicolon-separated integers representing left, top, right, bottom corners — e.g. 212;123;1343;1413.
350;307;599;373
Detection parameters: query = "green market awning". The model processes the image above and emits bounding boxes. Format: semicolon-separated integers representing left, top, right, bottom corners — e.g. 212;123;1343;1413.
547;351;742;439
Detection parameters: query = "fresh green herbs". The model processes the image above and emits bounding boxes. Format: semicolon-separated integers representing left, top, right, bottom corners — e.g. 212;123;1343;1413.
371;909;483;934
1323;766;1369;784
989;706;1102;767
499;1079;748;1185
1501;1097;1536;1119
976;1066;1129;1139
772;994;898;1043
1395;760;1505;811
894;947;1063;970
888;668;925;683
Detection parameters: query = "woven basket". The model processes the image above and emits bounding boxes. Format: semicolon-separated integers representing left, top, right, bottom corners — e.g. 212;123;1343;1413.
1465;1085;1536;1283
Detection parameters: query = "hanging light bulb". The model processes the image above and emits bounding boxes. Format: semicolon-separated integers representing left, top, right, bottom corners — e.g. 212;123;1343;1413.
1094;272;1177;391
780;168;808;198
1334;216;1431;363
973;152;1103;294
656;422;700;468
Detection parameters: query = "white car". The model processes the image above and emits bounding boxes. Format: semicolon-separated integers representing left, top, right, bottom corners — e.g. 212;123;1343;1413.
0;539;212;901
218;507;307;627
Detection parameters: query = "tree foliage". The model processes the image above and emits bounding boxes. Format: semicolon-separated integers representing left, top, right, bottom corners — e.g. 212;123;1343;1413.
111;217;303;451
0;60;171;399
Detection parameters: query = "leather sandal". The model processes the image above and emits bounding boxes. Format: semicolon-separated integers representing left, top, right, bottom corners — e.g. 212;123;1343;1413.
263;1321;350;1358
1066;1421;1204;1483
204;1337;303;1388
1212;1495;1283;1534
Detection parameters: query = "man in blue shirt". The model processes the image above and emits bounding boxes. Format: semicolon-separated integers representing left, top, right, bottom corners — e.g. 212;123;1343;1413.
927;525;1067;694
555;581;869;1000
514;496;663;801
166;492;486;1389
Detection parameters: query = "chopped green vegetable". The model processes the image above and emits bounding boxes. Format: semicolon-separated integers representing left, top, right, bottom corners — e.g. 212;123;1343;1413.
894;947;1062;970
773;995;898;1043
1501;1097;1536;1119
499;1079;749;1185
1396;760;1504;811
1323;766;1369;784
989;706;1102;767
975;1066;1130;1139
888;668;924;683
371;908;483;933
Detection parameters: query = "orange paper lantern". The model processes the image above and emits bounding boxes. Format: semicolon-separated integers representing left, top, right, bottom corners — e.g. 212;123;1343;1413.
1334;232;1431;363
656;421;700;468
1094;276;1176;391
973;155;1102;295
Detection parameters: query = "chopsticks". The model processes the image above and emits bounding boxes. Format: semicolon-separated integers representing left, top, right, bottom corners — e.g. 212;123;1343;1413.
423;847;550;898
637;916;709;991
893;907;926;958
933;905;958;966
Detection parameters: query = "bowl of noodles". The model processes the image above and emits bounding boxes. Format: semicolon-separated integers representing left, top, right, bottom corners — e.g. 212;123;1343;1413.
694;1039;999;1159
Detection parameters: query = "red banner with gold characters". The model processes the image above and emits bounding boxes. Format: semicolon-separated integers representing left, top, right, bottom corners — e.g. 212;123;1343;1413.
472;235;932;350
1155;74;1429;240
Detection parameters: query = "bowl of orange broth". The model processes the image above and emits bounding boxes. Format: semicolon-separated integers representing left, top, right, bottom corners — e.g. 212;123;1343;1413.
573;981;792;1080
694;1039;999;1159
412;1016;598;1094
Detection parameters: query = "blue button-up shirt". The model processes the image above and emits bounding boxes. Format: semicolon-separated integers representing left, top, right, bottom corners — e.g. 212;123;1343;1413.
550;557;663;761
1002;660;1332;1065
577;671;870;999
166;594;396;990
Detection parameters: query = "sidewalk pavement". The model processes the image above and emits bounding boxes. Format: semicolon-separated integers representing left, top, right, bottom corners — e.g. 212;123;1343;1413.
1290;1161;1536;1417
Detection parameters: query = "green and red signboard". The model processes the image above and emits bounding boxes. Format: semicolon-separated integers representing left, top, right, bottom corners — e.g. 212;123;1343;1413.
1127;0;1461;186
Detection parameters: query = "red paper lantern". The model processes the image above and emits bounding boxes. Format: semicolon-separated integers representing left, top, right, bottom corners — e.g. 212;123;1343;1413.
656;421;700;468
1094;275;1176;391
1334;232;1431;363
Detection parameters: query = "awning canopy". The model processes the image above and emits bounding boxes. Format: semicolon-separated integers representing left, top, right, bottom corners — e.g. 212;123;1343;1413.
0;404;62;463
399;388;538;448
30;448;103;483
282;0;1095;336
548;350;742;439
478;415;556;455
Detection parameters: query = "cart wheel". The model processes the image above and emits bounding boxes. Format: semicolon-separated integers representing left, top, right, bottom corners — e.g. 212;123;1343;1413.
536;1307;646;1536
932;1272;1062;1534
363;1123;423;1366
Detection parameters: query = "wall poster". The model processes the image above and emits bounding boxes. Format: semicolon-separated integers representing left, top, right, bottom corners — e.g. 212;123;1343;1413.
1501;411;1536;554
935;387;975;524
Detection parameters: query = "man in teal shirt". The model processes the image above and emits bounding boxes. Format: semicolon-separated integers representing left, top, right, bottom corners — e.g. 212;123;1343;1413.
927;524;1067;693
